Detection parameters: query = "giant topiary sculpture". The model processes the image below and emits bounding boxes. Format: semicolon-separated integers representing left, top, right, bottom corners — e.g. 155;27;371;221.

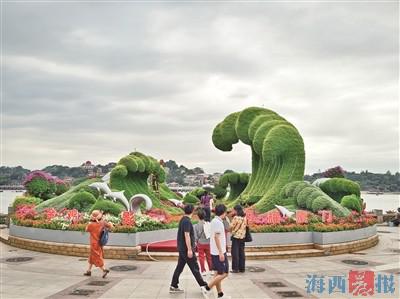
110;151;181;214
212;107;305;212
218;172;249;201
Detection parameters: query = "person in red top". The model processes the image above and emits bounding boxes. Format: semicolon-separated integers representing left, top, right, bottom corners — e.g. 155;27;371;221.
84;210;113;278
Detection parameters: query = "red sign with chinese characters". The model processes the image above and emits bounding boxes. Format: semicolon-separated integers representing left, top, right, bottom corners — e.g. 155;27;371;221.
296;210;308;224
349;270;375;296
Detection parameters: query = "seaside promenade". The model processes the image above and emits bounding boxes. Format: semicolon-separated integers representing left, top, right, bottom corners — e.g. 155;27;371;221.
1;225;399;299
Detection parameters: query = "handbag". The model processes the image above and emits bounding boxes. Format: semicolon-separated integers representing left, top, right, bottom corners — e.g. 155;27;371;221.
244;226;252;243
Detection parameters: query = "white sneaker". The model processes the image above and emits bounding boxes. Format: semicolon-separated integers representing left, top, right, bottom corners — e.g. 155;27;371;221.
201;271;207;276
200;286;211;299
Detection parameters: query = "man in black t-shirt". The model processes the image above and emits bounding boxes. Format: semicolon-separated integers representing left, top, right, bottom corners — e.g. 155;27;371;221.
170;204;208;295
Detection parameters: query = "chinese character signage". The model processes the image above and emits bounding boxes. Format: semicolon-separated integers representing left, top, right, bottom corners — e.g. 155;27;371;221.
306;271;396;296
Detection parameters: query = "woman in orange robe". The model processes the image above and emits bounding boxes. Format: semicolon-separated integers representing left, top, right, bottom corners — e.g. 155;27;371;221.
84;210;113;278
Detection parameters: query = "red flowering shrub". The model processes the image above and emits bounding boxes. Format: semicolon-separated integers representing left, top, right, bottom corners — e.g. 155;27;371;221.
15;205;37;220
145;208;171;224
322;166;345;178
43;208;58;220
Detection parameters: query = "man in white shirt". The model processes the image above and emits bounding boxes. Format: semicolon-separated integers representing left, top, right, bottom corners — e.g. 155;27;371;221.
201;204;229;299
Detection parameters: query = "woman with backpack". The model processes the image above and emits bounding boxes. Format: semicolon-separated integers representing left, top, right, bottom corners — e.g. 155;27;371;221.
194;208;212;276
84;210;113;278
229;204;247;273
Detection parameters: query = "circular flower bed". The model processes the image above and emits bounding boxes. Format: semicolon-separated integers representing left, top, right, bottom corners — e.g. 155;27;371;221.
11;204;376;234
11;205;182;233
244;207;376;232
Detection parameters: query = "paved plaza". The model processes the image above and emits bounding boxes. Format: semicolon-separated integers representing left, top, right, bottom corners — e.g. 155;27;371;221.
0;226;399;299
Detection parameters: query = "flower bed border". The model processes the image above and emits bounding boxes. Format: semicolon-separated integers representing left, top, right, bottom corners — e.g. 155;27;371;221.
9;224;377;247
9;224;178;247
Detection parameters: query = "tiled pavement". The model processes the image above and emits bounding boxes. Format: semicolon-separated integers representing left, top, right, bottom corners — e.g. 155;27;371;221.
0;226;399;299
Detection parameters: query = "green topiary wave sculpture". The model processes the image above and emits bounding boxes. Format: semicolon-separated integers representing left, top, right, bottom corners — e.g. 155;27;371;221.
110;151;181;214
212;107;305;212
280;181;350;217
218;172;249;201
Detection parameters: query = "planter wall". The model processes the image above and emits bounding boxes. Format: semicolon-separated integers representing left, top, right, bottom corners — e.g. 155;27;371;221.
247;231;312;246
9;224;377;247
312;225;377;245
9;224;178;247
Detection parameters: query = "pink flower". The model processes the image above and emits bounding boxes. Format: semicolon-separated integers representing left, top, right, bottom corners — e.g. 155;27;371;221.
44;208;58;220
15;205;37;220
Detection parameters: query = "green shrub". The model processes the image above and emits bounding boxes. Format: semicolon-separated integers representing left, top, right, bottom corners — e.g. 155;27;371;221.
25;177;50;198
341;194;362;213
111;164;128;178
212;185;227;199
78;186;100;198
55;183;69;196
280;181;299;198
293;182;311;199
90;199;124;216
183;194;199;204
311;196;331;212
305;194;316;210
297;187;316;208
320;178;361;202
278;197;296;206
239;173;250;184
191;188;206;199
218;172;249;201
12;196;43;209
67;191;97;212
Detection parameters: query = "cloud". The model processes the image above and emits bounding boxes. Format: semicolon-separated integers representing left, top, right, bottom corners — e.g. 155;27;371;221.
2;1;398;174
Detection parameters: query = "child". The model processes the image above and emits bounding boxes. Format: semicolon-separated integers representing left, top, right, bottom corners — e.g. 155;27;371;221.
194;208;212;276
84;210;113;278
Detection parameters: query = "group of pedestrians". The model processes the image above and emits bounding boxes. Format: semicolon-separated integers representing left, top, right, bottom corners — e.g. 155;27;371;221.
83;192;249;299
170;196;249;299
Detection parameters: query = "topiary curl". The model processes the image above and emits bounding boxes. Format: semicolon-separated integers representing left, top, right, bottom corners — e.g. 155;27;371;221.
212;107;305;212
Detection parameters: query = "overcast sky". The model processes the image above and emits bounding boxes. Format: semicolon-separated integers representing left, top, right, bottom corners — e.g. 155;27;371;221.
2;1;399;174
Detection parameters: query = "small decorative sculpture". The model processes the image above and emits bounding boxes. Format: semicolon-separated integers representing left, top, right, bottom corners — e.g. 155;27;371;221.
88;182;112;195
275;205;295;218
168;198;184;208
102;172;111;183
130;194;153;214
104;190;130;211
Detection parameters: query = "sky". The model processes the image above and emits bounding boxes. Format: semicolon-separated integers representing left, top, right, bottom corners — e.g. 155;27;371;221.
2;1;399;174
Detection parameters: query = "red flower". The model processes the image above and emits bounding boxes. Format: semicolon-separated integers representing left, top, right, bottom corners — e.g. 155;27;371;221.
121;211;135;226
